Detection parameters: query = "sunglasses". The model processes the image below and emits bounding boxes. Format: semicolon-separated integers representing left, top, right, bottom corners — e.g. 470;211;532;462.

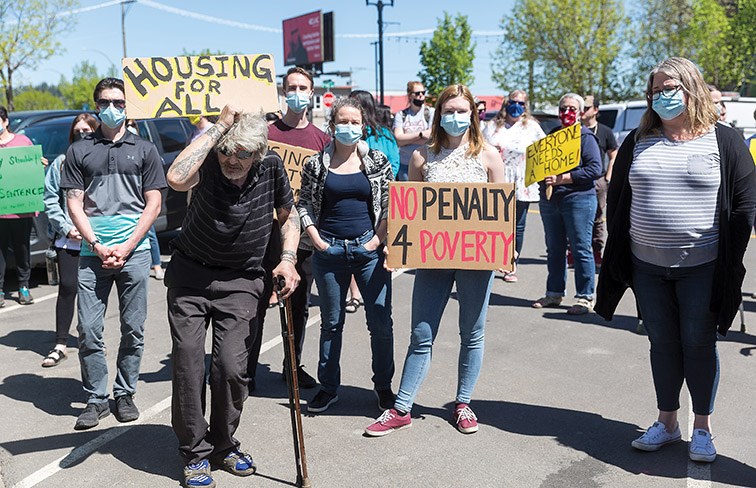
508;100;526;107
217;147;254;159
412;90;426;96
559;106;579;113
96;98;126;110
478;108;486;113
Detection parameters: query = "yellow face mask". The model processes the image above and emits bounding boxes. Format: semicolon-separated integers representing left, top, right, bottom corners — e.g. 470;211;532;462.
188;115;201;126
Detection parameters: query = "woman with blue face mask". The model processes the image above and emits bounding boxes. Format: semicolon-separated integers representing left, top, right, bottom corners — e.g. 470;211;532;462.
297;97;396;414
365;84;505;437
596;57;756;463
483;90;545;283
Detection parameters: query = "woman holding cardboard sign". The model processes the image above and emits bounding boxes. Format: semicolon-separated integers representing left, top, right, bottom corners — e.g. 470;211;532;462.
365;84;504;437
596;57;756;462
532;93;602;315
297;97;395;414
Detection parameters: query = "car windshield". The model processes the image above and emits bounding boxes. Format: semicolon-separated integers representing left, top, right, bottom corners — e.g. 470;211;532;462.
623;107;646;132
18;122;71;162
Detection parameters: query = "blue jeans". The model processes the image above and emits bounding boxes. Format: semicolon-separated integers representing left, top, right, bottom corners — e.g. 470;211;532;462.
394;269;494;412
539;194;597;300
311;230;394;395
77;250;151;403
632;257;719;415
147;226;161;267
514;201;530;266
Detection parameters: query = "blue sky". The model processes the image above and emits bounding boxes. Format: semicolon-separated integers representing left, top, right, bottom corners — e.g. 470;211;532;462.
24;0;516;96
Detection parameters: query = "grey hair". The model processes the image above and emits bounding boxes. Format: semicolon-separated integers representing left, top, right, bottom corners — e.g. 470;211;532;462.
217;112;268;161
559;93;585;112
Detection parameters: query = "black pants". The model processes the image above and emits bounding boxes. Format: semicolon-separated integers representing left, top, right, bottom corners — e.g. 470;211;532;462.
167;254;263;464
55;248;80;345
247;248;313;379
0;218;33;291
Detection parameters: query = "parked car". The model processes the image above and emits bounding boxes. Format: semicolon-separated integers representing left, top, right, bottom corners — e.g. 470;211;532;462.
7;110;195;267
597;100;647;146
532;111;561;134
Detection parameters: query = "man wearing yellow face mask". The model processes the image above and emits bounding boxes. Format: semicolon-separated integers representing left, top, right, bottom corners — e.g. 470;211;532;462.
190;115;219;142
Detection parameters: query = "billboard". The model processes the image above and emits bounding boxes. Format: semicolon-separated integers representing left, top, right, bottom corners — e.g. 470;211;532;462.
282;10;334;66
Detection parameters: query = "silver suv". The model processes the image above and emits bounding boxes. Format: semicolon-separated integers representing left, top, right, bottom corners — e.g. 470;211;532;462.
597;100;647;146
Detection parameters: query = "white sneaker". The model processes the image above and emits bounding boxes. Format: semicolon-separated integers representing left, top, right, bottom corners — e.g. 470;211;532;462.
631;421;682;451
689;429;717;462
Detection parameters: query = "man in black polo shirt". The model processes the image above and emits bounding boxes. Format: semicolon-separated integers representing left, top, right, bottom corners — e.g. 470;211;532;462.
165;104;300;488
62;77;166;431
581;95;618;268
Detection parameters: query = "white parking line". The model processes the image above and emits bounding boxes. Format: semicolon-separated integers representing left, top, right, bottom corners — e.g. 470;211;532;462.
12;269;408;488
0;292;59;315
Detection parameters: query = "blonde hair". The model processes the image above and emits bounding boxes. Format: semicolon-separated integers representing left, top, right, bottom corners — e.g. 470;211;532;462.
406;80;423;94
636;57;718;141
493;89;535;128
217;112;268;162
428;84;484;158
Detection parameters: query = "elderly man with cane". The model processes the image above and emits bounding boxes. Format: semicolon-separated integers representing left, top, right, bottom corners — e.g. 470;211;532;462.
165;105;300;488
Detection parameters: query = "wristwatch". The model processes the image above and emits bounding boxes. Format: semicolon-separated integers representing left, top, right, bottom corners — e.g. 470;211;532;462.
88;238;100;252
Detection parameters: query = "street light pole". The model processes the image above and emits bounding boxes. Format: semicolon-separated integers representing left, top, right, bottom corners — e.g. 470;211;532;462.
366;0;394;105
121;0;136;59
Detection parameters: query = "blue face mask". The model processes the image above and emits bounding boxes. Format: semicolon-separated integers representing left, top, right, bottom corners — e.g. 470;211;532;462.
506;101;526;118
652;89;686;121
99;104;126;129
440;112;471;137
334;124;363;145
286;91;311;113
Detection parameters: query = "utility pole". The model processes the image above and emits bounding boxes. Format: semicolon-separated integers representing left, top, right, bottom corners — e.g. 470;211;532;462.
121;0;136;58
366;0;394;105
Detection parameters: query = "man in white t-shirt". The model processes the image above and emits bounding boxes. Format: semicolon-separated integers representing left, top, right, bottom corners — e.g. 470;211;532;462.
393;81;434;181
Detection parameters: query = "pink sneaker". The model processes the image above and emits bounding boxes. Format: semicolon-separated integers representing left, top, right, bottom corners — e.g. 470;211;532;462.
454;403;478;434
364;408;411;437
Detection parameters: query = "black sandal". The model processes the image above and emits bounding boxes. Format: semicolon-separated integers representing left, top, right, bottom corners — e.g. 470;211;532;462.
42;348;67;368
345;297;363;314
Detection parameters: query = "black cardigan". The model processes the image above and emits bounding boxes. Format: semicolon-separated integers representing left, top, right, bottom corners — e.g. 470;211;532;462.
595;124;756;335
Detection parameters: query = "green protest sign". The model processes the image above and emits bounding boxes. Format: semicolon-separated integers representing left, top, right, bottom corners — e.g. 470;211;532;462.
0;145;45;215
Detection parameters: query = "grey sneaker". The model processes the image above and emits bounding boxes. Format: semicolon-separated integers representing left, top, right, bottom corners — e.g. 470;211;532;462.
212;448;256;476
74;402;111;430
0;292;5;308
689;429;717;462
18;287;34;305
114;395;140;422
184;459;215;488
631;421;681;451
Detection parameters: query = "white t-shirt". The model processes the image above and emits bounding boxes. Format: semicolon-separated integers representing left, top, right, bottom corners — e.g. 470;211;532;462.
483;119;545;202
393;106;434;167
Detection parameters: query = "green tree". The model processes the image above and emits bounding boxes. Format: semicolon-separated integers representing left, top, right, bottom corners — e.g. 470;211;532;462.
0;0;78;110
58;61;103;110
491;0;628;106
418;12;476;100
14;88;64;110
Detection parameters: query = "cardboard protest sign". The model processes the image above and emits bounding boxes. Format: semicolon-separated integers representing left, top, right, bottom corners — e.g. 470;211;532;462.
525;124;581;187
267;141;317;200
0;146;45;215
123;54;279;119
749;138;756;164
387;182;516;270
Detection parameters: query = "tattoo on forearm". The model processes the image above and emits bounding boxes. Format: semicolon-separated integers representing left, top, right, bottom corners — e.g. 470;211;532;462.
66;189;83;198
280;209;301;243
171;139;214;182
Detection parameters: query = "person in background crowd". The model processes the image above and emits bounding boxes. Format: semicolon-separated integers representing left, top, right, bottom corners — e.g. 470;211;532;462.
350;90;400;177
581;95;619;269
393;80;434;181
475;97;487;121
189;115;219;142
41;113;100;367
61;77;166;430
708;86;727;123
597;56;756;463
298;96;395;414
532;93;602;315
483;89;545;283
166;105;300;488
248;67;330;392
365;84;504;437
376;104;394;132
0;106;36;307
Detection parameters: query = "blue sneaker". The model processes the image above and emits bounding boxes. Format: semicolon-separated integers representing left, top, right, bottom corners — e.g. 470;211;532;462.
184;459;214;488
212;448;256;476
18;287;34;305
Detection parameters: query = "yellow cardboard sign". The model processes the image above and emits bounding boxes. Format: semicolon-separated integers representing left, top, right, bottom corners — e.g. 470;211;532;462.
525;124;581;187
749;138;756;164
386;182;516;271
123;54;279;119
267;141;317;201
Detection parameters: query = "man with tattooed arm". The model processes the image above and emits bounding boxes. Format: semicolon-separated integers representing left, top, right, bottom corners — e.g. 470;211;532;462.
164;104;300;488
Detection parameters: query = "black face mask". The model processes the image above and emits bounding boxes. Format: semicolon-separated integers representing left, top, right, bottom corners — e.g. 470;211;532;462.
72;132;85;142
412;98;425;108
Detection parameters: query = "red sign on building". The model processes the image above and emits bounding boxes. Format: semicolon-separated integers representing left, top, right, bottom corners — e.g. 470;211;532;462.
283;11;323;66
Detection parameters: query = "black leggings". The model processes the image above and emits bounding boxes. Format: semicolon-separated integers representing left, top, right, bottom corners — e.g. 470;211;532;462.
0;218;33;291
55;248;80;345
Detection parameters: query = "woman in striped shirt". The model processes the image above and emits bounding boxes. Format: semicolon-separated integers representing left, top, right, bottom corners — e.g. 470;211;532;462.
596;57;756;463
